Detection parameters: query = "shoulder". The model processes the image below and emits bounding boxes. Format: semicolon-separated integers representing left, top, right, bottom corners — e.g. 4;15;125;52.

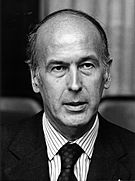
0;111;44;148
99;113;135;150
98;114;135;177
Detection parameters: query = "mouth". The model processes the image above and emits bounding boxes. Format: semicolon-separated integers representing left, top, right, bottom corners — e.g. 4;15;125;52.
63;101;88;112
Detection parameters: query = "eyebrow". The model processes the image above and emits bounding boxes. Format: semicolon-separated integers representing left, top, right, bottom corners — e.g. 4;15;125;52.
78;55;100;66
46;55;99;68
46;60;69;69
79;55;98;62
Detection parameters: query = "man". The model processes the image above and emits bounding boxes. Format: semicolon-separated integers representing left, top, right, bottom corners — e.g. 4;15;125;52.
1;9;135;180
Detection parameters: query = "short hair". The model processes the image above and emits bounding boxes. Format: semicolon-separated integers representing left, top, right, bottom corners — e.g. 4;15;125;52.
26;9;110;71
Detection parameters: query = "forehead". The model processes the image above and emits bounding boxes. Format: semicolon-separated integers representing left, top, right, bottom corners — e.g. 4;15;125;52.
36;14;102;49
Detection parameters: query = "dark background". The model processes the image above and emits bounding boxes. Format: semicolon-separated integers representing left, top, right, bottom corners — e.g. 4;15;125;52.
1;0;41;103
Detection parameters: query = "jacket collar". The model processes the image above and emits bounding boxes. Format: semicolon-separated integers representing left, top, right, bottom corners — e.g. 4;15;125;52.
86;113;130;180
5;111;50;181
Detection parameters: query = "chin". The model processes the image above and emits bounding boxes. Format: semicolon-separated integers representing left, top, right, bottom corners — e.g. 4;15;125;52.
61;115;90;127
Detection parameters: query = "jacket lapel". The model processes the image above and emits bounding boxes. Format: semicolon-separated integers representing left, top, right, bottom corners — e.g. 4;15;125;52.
87;114;130;180
4;111;50;181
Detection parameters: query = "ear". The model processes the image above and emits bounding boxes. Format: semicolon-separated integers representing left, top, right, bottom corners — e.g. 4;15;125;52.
30;69;40;93
104;59;113;89
104;71;111;89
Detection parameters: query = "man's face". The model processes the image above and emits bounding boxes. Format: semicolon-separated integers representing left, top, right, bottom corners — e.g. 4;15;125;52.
32;16;110;131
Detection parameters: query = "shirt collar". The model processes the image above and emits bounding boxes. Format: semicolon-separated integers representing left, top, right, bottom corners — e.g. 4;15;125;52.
75;116;99;158
42;113;99;160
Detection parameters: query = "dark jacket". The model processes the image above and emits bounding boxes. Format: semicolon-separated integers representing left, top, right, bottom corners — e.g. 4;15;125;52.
1;111;135;180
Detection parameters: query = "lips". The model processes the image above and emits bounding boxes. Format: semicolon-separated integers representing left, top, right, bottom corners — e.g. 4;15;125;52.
64;101;86;106
63;101;87;112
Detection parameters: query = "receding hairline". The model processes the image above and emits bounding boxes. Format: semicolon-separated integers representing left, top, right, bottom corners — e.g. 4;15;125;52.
39;12;97;30
37;10;103;39
27;9;110;71
30;9;107;39
36;13;103;48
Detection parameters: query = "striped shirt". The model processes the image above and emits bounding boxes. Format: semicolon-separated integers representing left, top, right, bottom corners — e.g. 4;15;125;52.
42;113;99;181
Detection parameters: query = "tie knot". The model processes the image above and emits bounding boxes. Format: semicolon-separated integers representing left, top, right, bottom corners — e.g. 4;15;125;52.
59;143;83;169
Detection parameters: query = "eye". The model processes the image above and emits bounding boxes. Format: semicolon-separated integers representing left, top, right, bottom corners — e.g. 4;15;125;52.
79;62;94;70
50;65;67;77
52;65;66;72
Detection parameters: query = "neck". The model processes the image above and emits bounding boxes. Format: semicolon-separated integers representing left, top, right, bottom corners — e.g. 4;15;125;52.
58;114;97;141
45;107;97;141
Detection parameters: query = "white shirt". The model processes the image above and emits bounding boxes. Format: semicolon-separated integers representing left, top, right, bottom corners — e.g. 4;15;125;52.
42;113;99;181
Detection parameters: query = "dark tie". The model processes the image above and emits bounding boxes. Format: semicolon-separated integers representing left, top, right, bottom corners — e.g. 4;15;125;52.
57;143;83;181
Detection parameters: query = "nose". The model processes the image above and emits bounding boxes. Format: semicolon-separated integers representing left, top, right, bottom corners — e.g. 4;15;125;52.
67;65;82;92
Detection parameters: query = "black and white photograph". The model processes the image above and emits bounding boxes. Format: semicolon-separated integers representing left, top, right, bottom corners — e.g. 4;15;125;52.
0;0;135;180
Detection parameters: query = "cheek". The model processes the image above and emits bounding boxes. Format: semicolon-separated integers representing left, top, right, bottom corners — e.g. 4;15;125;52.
41;76;65;107
84;73;104;98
